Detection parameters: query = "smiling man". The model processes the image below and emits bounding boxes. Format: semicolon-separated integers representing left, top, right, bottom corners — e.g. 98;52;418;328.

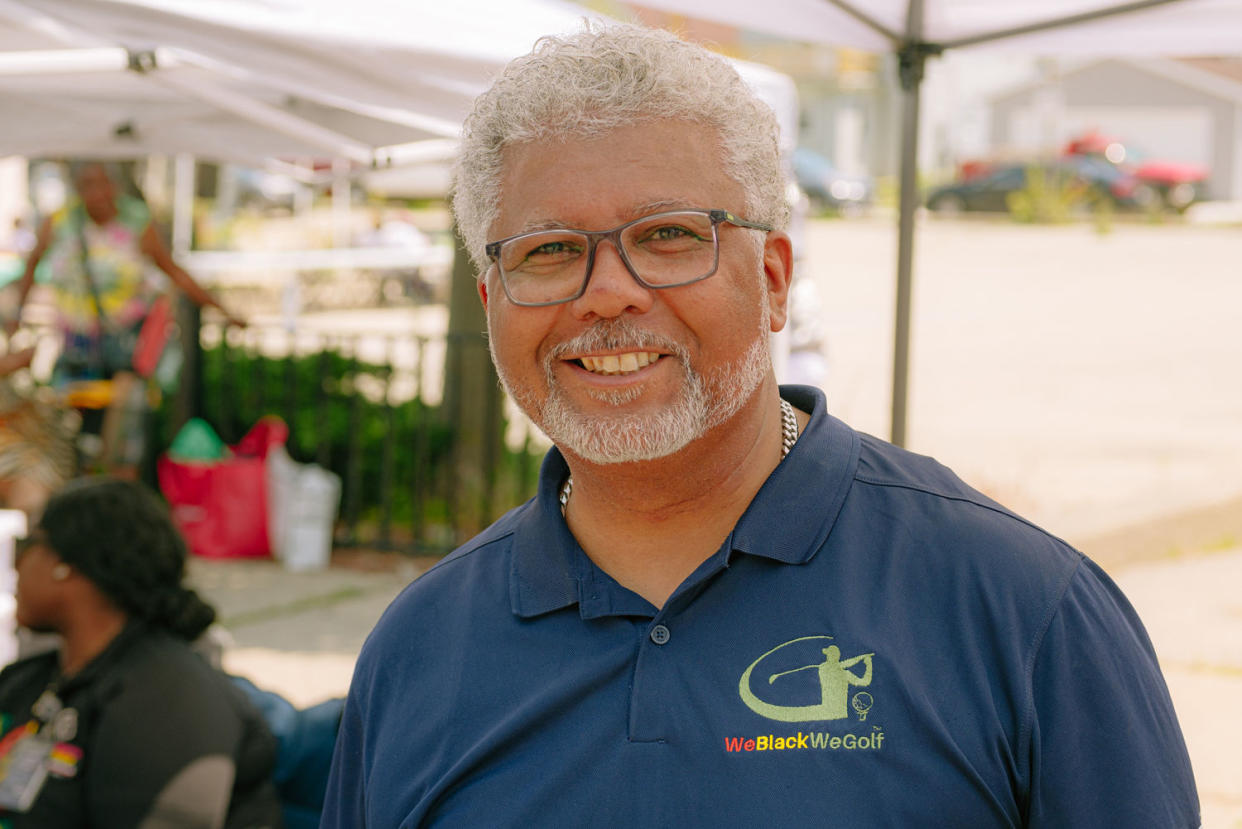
488;122;778;472
322;23;1198;828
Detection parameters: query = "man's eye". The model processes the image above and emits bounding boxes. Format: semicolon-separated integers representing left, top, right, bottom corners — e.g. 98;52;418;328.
504;238;584;271
515;239;585;267
646;225;697;241
634;224;706;251
528;240;580;258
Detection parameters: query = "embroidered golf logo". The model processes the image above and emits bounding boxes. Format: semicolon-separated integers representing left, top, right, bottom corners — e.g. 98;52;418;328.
739;635;874;722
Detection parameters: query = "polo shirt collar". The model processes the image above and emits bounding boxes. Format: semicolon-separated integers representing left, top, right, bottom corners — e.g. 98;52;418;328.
508;449;581;618
731;385;859;565
509;385;861;619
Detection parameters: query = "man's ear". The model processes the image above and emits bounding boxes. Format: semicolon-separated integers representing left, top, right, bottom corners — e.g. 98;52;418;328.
762;231;794;333
478;277;489;310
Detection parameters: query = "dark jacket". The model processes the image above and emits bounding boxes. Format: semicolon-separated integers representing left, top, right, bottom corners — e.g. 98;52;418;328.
0;622;282;828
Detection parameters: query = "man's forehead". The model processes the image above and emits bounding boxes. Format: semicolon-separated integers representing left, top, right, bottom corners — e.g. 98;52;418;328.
491;120;739;234
511;199;698;234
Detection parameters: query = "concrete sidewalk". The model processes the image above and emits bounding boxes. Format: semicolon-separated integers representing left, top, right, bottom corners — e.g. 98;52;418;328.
188;550;425;708
1112;547;1242;829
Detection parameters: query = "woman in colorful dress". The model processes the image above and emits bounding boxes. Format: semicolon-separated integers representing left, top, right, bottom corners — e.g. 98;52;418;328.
10;162;244;479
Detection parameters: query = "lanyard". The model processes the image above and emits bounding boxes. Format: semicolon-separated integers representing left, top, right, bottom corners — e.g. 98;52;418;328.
0;686;81;813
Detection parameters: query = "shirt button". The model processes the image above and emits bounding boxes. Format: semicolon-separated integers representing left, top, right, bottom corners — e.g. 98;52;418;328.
650;624;671;645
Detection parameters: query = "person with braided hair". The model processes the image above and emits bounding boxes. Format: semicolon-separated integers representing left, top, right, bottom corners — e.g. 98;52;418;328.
0;477;282;828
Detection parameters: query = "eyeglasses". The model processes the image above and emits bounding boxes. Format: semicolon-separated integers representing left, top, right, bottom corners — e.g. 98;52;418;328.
484;208;772;307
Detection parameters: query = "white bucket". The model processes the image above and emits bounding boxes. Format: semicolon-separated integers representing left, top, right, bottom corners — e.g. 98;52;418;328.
266;447;341;572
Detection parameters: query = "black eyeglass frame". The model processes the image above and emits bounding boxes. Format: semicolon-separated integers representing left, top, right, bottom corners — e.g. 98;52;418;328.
484;208;773;308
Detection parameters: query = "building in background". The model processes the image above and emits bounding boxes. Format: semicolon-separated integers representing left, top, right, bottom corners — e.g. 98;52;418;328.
989;57;1242;202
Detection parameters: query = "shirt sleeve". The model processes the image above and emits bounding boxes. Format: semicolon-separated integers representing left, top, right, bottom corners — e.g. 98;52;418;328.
319;686;369;829
1025;557;1200;828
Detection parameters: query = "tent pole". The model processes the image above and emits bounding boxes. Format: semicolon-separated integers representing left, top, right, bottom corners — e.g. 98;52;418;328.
172;153;195;257
332;158;351;248
890;8;933;448
890;51;919;447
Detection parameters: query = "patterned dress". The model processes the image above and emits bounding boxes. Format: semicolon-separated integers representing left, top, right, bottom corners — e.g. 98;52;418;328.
40;196;164;383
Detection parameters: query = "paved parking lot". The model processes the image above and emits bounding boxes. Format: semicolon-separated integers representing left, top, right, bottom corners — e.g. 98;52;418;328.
800;216;1242;548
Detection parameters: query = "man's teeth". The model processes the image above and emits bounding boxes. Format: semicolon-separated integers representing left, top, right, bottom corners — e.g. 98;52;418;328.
579;352;661;375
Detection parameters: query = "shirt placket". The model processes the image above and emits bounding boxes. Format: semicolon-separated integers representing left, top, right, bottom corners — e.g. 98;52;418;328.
628;612;680;743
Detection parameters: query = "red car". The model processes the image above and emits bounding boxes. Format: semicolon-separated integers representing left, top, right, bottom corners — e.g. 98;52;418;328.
1062;131;1208;211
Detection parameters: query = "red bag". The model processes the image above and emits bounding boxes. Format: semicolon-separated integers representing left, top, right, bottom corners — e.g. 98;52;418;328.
158;416;289;559
133;295;173;378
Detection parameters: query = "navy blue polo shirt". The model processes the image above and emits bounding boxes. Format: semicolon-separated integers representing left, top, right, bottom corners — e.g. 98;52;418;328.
323;386;1198;828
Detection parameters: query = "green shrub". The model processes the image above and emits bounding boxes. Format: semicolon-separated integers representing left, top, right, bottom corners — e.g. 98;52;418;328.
1006;166;1114;233
1006;167;1080;224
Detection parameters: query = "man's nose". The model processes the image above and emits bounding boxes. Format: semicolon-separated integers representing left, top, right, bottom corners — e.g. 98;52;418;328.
568;238;654;319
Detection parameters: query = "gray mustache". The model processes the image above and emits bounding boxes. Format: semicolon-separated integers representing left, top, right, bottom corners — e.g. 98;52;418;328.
548;320;687;361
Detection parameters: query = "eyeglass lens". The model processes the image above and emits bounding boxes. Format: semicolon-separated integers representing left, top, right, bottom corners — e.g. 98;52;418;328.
497;211;719;305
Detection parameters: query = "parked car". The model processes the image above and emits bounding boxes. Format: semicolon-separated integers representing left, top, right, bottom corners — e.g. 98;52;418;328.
793;148;872;215
1062;131;1208;211
925;157;1145;214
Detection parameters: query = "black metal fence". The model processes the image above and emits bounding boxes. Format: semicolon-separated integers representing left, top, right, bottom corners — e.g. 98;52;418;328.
156;320;543;556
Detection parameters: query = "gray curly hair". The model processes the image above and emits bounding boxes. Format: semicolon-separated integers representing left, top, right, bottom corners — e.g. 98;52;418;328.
451;22;789;274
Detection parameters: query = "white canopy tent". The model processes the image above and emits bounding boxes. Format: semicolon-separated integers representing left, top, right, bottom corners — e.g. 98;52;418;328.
597;0;1242;445
0;0;797;262
0;0;602;167
0;0;615;277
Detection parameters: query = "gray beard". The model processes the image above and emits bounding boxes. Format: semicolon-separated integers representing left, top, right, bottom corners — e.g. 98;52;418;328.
492;317;771;465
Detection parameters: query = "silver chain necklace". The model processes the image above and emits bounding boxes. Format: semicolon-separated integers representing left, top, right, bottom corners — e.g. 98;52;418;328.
559;398;799;513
